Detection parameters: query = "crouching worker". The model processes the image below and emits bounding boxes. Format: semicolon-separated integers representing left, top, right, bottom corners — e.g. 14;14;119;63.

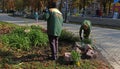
78;21;97;59
79;20;92;40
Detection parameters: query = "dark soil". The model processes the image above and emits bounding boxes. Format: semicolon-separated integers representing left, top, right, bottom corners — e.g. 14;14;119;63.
0;42;113;69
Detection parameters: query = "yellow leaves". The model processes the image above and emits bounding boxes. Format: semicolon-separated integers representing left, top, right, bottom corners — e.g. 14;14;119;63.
76;61;81;67
115;2;120;6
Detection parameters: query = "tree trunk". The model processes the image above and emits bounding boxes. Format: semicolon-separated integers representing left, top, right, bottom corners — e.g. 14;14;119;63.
64;0;68;23
2;0;5;12
79;0;82;12
103;0;107;15
108;0;111;14
59;0;63;12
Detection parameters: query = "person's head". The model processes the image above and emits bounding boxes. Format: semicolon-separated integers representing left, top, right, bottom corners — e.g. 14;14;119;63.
82;20;91;30
48;2;57;9
83;24;88;30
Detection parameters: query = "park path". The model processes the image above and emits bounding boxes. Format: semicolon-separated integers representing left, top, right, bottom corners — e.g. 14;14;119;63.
0;13;120;69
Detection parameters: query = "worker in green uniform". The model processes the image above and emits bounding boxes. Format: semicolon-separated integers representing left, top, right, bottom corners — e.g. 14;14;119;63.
79;20;92;40
43;2;63;60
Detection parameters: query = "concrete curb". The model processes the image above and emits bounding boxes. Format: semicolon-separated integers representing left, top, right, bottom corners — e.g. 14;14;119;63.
68;16;120;27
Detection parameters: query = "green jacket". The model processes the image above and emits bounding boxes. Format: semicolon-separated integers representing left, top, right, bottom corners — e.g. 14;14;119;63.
44;8;63;36
79;20;92;39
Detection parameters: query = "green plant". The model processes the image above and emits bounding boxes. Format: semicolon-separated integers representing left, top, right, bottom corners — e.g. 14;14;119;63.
0;33;30;50
28;29;48;47
59;30;80;43
30;25;42;30
0;26;48;51
0;35;9;46
71;50;81;64
82;38;92;44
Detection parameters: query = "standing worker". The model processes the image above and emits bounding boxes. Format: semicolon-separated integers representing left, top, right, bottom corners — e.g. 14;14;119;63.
43;1;63;60
79;20;92;40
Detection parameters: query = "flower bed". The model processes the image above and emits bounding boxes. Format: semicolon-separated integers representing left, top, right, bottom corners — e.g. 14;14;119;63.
0;22;112;69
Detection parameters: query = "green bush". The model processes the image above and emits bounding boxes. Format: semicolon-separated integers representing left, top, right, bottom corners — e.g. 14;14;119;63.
71;50;81;64
0;35;9;45
9;34;30;50
82;38;92;44
28;29;48;46
0;26;48;51
59;30;80;43
30;25;43;30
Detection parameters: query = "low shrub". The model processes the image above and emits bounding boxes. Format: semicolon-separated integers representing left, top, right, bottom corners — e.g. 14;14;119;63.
59;29;80;43
0;26;48;51
82;38;92;44
28;29;48;46
71;50;81;63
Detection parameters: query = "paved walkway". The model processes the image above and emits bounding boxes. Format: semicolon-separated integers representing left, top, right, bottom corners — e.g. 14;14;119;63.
0;13;120;69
